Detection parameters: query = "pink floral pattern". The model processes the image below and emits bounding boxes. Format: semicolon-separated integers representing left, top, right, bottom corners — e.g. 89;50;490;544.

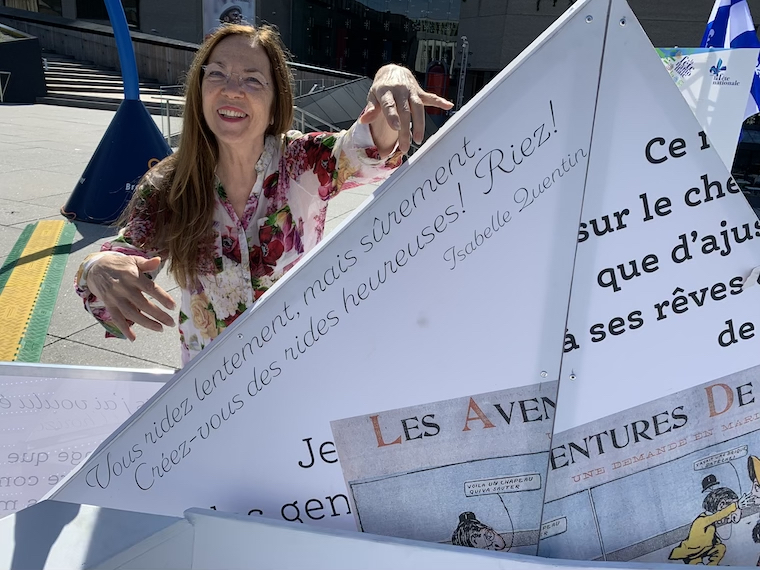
76;123;403;366
221;225;242;263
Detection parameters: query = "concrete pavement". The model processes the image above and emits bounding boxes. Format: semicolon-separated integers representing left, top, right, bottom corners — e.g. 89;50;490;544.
0;103;373;371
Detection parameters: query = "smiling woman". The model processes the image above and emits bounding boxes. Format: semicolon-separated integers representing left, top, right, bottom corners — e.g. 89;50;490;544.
73;23;453;366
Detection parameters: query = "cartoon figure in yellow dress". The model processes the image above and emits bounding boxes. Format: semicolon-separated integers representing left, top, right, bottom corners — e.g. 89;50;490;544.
669;475;748;565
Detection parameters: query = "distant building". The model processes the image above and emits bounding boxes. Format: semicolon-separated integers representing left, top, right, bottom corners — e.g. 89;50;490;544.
3;0;760;104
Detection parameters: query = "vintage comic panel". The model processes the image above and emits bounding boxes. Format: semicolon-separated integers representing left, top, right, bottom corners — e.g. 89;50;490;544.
540;364;760;566
331;382;557;555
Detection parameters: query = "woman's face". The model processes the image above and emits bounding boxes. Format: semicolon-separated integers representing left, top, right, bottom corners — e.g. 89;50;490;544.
201;34;275;152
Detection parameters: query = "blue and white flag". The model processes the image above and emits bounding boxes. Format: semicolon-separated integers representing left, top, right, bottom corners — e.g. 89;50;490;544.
702;0;760;119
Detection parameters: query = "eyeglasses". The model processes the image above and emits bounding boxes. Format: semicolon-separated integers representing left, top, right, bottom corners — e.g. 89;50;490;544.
201;64;270;93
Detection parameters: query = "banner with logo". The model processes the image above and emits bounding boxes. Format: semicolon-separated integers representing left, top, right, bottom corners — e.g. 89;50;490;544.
658;47;759;169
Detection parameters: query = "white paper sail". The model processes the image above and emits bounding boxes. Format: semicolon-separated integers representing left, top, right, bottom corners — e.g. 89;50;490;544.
542;1;760;565
47;0;607;544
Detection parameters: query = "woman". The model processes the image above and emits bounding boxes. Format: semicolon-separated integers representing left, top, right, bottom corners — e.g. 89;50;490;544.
75;24;451;366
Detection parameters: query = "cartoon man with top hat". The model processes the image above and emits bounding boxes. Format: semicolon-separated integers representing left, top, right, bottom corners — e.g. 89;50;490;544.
669;474;749;565
451;512;507;551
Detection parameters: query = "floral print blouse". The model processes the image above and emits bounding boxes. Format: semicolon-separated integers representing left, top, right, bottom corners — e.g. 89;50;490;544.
76;123;402;366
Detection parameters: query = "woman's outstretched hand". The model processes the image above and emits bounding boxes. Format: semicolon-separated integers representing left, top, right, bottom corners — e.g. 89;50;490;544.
360;64;453;156
86;255;176;341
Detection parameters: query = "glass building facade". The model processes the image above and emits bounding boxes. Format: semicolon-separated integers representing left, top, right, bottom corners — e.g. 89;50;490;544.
75;0;138;27
4;0;62;17
289;0;460;79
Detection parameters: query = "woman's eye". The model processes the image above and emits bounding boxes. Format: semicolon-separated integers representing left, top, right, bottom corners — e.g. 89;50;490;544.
208;70;226;79
243;76;263;86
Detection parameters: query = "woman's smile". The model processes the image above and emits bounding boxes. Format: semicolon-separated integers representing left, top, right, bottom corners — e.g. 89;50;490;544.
217;106;248;121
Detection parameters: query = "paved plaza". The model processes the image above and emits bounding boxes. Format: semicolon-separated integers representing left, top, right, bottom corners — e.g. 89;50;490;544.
0;103;372;371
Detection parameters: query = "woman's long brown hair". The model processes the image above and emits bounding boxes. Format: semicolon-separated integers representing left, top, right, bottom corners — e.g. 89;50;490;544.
126;24;294;288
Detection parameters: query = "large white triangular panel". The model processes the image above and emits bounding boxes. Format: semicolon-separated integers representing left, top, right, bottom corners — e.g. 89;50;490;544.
49;0;606;552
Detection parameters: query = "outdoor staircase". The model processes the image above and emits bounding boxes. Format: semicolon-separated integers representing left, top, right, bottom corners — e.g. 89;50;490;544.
39;53;177;115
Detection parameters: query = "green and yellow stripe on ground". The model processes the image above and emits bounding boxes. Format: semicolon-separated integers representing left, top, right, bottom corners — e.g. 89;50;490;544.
0;220;76;362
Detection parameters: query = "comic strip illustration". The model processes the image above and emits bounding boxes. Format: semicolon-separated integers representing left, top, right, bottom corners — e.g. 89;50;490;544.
331;383;558;555
540;365;760;566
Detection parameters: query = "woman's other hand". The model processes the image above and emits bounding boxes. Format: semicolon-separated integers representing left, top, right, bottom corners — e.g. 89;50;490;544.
86;255;176;341
360;64;453;156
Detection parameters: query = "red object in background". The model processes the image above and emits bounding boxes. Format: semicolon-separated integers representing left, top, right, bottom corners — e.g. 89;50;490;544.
425;61;449;116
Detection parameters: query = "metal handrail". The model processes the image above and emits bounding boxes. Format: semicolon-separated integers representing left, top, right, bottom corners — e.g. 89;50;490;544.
292;106;341;133
293;106;420;153
159;84;184;146
0;71;10;103
155;91;413;146
293;78;346;97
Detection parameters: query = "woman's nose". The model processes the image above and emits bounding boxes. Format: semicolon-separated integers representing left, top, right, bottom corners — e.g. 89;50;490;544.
221;76;245;95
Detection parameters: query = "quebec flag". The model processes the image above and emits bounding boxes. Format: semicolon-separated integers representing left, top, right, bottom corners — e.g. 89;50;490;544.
702;0;760;119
